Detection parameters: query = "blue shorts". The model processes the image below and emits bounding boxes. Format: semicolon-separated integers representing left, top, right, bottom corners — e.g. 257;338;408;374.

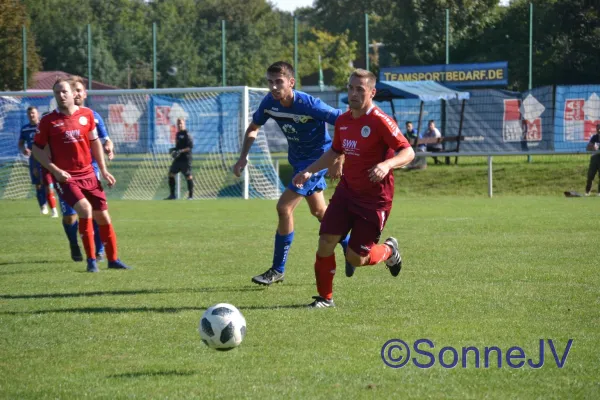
287;167;328;197
58;162;100;216
28;158;42;185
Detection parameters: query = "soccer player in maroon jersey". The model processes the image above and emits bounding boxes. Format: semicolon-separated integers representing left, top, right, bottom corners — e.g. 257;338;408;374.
292;69;415;308
32;78;131;273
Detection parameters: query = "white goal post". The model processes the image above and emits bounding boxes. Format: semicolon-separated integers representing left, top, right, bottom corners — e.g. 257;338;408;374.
0;86;284;200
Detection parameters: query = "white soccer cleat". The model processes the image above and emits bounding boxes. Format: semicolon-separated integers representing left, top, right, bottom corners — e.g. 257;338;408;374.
51;208;59;218
41;204;49;215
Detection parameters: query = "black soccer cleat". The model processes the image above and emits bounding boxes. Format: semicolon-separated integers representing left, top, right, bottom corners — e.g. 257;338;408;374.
70;244;83;262
307;295;335;308
165;195;176;200
384;237;402;277
251;268;284;286
108;259;132;270
343;247;355;277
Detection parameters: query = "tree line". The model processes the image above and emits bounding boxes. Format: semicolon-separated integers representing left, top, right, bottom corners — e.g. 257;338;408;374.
1;0;598;91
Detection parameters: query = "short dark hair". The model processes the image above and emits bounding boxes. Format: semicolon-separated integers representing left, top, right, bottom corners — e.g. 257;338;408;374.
52;77;73;91
267;61;295;78
69;75;85;87
349;69;376;88
26;106;37;112
406;121;412;125
428;119;435;124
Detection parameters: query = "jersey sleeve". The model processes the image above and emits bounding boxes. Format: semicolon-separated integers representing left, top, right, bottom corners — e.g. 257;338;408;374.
93;111;109;140
34;118;49;148
187;132;194;149
589;134;600;144
377;114;411;151
87;110;98;140
306;96;341;125
331;119;344;153
251;96;270;126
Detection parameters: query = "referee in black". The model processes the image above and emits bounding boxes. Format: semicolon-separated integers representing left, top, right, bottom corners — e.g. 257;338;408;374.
166;118;194;200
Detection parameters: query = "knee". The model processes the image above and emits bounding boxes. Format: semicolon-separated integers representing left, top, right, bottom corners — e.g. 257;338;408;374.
317;235;339;254
276;203;293;220
345;249;364;267
93;211;111;225
310;206;326;221
63;214;77;225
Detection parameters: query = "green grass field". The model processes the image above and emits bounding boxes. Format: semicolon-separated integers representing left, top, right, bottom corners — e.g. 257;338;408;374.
0;195;598;399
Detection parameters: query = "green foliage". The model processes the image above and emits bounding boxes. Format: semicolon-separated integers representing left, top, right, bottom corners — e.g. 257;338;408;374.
0;0;42;90
8;0;600;90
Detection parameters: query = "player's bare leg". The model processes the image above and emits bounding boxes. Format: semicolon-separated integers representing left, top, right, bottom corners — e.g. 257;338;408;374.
345;239;402;277
93;210;131;271
251;189;304;286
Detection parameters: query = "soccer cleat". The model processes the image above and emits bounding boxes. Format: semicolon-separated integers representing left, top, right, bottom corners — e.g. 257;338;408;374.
108;259;132;270
165;195;176;200
41;204;49;215
187;196;193;200
96;252;105;262
585;192;590;197
251;268;284;286
70;244;83;262
307;296;335;308
86;258;99;273
51;208;59;218
384;237;402;277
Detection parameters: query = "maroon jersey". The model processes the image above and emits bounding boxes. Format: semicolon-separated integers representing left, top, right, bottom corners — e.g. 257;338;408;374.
332;106;410;210
34;107;97;180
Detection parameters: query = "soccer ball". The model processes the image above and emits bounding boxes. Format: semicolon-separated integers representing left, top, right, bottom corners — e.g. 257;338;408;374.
199;303;246;351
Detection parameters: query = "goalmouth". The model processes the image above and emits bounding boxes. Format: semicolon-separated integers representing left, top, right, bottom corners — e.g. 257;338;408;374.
0;87;284;200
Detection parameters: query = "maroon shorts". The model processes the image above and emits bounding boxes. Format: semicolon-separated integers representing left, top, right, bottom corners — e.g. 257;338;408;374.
319;189;390;256
54;175;108;211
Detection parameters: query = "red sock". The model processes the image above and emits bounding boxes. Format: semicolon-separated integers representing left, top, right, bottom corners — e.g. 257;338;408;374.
99;224;118;262
315;253;336;300
78;217;95;259
367;243;392;265
47;190;56;209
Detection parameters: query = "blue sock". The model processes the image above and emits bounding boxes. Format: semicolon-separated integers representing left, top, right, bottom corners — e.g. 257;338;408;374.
93;220;104;254
271;231;294;273
339;234;349;253
35;187;46;207
63;220;79;247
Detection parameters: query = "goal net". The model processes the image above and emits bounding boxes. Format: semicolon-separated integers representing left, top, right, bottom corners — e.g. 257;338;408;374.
0;87;284;200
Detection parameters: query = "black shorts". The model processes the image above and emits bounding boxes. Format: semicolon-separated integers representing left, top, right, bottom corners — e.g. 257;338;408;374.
169;158;192;177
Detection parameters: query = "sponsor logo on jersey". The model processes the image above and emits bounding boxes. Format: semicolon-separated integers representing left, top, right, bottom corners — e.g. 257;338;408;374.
272;107;279;111
340;126;348;130
52;122;65;128
343;139;357;149
293;115;310;124
282;124;297;135
361;126;371;138
64;129;81;143
79;116;88;126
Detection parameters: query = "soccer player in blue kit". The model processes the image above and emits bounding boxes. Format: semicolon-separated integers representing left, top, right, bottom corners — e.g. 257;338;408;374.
56;76;115;262
233;61;351;286
18;106;58;217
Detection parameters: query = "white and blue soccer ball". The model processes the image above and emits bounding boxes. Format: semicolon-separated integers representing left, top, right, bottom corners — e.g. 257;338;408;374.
199;303;246;351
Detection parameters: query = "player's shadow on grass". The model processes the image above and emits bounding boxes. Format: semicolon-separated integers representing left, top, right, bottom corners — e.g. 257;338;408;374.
0;303;309;315
108;370;197;379
0;286;265;300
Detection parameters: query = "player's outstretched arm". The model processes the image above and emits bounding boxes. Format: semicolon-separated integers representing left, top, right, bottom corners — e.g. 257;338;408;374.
293;148;342;188
233;122;261;177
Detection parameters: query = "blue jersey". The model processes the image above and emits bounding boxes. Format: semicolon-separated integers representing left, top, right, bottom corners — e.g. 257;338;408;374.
19;123;37;149
91;109;109;170
252;90;341;168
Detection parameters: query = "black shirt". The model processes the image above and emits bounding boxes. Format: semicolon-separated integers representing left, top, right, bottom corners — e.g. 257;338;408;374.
589;133;600;145
174;130;193;160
